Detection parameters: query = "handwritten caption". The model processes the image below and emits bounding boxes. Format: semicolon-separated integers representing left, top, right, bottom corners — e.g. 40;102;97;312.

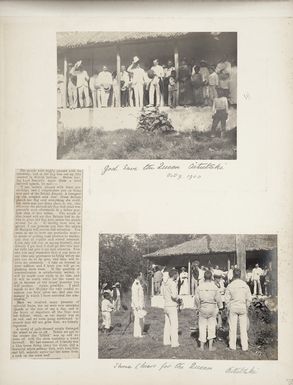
113;361;258;374
100;161;225;181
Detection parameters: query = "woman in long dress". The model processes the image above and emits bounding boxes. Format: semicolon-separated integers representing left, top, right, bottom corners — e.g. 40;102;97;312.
179;267;189;295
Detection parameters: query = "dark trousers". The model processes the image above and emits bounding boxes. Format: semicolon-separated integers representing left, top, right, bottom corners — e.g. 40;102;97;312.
212;110;228;132
121;90;128;107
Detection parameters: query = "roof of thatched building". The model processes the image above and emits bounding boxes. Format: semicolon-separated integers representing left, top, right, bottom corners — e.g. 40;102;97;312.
57;31;202;49
144;234;277;260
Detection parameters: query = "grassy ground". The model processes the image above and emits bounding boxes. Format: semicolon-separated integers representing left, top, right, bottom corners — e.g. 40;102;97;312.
58;128;237;160
98;295;277;360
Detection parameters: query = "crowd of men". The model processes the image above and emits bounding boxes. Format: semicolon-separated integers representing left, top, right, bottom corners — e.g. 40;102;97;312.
57;55;237;110
153;261;273;297
100;261;273;353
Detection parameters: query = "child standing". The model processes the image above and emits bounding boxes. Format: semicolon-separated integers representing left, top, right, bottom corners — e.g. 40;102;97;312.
101;292;114;333
211;88;229;137
168;70;177;108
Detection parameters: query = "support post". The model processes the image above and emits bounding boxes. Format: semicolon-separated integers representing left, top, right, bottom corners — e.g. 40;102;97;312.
188;260;191;295
174;43;179;105
63;55;68;109
236;235;246;280
227;258;231;271
151;274;154;297
270;248;277;296
116;46;121;107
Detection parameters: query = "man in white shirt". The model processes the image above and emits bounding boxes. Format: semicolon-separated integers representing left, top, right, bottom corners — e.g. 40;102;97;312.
131;272;145;338
225;268;252;351
251;263;263;296
127;57;147;108
97;66;113;108
149;59;164;107
161;269;180;348
70;60;90;108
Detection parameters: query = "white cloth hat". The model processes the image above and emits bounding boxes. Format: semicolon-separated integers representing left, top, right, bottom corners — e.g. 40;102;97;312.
133;56;140;63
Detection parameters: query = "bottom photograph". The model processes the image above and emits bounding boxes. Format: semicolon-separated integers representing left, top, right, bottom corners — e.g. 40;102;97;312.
98;234;277;360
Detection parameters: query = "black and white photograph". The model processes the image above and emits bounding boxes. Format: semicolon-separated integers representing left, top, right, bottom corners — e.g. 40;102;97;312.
57;32;237;160
98;234;277;360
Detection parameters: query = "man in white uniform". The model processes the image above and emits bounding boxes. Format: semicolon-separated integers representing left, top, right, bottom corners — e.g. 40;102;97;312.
97;66;113;107
149;59;164;107
251;263;263;296
225;267;252;351
131;272;145;338
71;60;90;108
127;57;147;108
161;269;180;348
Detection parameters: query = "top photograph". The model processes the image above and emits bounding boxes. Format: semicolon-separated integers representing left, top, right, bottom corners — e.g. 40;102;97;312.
57;32;237;160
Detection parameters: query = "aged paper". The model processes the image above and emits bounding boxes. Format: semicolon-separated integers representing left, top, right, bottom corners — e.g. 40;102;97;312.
0;1;293;385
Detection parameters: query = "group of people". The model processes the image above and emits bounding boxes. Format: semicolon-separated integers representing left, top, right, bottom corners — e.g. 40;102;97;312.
129;266;252;351
57;55;237;114
100;261;271;352
152;261;272;297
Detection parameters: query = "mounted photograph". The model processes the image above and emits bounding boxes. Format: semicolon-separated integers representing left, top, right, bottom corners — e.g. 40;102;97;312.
98;234;277;360
57;32;237;160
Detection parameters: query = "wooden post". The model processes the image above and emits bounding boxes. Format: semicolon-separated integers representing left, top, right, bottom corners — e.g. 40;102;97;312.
188;260;191;295
174;43;179;105
270;248;277;296
63;55;68;109
116;46;121;107
227;258;231;271
236;235;246;280
151;274;154;297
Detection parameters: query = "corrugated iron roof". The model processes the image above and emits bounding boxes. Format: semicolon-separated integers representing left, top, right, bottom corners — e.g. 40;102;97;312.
143;234;277;259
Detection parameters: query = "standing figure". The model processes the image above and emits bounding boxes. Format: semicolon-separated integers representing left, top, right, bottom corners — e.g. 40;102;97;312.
57;68;65;108
101;292;114;333
153;266;163;295
161;269;180;348
164;60;176;106
211;88;229;137
71;61;90;108
216;56;231;98
199;60;210;106
97;66;113;108
89;70;100;108
252;263;263;296
179;267;189;295
131;272;145;338
149;59;164;107
225;268;252;351
120;65;129;107
127;56;147;108
111;71;120;107
112;282;122;311
191;65;204;106
194;270;223;351
191;260;200;295
178;59;192;106
229;60;237;106
208;65;219;105
67;66;78;109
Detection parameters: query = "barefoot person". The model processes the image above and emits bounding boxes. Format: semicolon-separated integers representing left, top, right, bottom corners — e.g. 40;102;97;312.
131;272;145;338
225;267;252;351
161;269;181;348
194;270;223;351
